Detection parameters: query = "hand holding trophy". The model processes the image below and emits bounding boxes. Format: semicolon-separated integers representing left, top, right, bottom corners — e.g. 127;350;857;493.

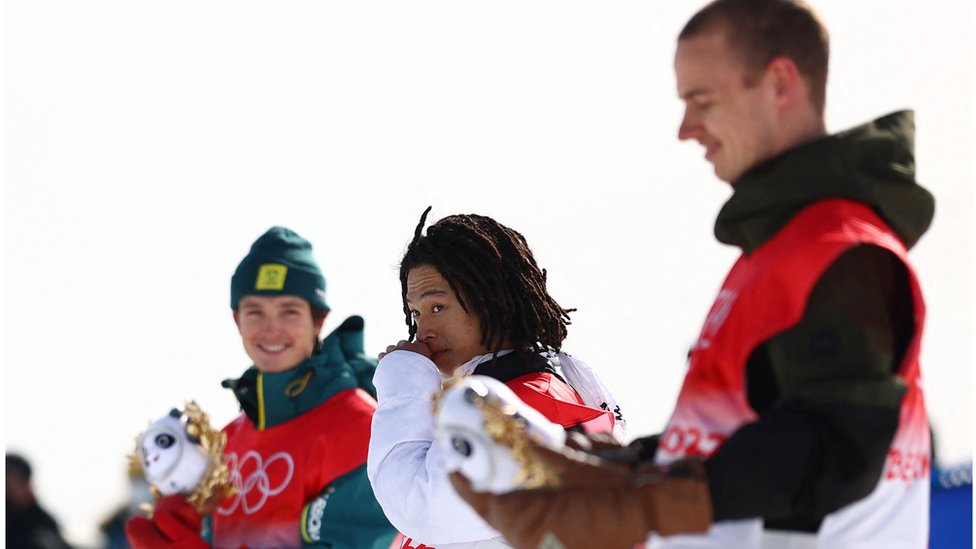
126;401;233;549
438;377;711;549
434;375;567;494
131;401;233;513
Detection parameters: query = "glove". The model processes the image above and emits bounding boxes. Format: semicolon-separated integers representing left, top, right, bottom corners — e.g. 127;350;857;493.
565;431;661;469
125;495;209;549
529;444;635;489
450;446;712;549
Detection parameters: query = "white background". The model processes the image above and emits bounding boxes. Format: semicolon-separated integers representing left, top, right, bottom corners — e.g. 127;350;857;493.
5;1;973;545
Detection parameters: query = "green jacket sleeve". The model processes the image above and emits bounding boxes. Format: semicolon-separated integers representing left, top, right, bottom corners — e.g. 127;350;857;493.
300;464;396;549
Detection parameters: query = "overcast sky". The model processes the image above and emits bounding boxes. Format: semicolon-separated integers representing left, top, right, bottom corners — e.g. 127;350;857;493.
5;1;973;545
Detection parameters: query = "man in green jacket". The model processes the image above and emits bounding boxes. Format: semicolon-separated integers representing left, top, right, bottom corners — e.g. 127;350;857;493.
127;227;396;549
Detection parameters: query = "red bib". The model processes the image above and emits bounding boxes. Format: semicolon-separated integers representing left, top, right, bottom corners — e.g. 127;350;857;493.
212;387;376;548
658;199;929;482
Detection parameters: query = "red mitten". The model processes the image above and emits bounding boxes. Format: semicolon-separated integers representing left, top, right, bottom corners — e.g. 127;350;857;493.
125;495;209;549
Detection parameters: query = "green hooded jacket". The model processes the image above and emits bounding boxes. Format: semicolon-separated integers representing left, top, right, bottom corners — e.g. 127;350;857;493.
700;111;936;529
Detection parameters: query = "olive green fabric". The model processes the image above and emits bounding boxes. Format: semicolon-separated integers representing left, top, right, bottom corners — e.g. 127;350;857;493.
702;111;932;525
717;110;934;254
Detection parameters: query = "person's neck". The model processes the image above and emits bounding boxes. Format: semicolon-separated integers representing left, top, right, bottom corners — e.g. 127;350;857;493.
775;110;827;158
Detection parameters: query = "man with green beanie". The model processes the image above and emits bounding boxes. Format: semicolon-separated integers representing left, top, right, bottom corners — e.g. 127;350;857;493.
126;226;396;549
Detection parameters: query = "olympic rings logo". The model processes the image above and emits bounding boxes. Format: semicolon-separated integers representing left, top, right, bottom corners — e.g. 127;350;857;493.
217;450;295;515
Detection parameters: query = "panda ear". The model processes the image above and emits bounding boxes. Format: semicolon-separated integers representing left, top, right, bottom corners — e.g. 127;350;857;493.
168;409;181;418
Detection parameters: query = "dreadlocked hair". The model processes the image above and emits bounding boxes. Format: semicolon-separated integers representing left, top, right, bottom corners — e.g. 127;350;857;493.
399;207;576;364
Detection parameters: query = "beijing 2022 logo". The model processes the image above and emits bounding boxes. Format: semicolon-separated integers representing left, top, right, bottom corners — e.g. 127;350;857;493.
217;450;295;515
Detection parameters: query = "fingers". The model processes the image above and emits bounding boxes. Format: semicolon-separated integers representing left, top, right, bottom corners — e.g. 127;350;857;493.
530;445;634;488
152;496;202;543
532;444;600;470
587;431;624;448
564;431;595;451
378;341;406;360
396;339;432;357
379;340;433;361
195;487;230;515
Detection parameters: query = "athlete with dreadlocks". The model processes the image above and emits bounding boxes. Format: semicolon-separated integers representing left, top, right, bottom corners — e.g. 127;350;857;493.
366;208;625;549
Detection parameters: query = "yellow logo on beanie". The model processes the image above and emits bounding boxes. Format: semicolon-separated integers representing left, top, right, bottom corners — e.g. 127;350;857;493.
256;264;288;290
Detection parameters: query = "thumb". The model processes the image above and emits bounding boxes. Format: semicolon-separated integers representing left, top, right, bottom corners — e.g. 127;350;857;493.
153;496;203;541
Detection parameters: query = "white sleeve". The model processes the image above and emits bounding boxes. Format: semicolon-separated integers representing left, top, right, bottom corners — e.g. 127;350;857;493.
367;350;501;544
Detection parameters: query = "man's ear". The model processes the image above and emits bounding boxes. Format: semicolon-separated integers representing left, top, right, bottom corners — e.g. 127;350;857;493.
314;311;328;334
766;56;802;109
232;309;241;330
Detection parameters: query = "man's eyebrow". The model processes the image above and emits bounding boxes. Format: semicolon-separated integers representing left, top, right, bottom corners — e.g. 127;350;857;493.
680;88;709;101
406;288;449;303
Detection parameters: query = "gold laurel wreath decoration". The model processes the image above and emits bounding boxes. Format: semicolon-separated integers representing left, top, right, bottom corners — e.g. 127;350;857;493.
181;401;235;512
128;401;234;516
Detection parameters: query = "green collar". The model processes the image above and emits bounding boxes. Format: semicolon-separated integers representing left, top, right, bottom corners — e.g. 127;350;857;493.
716;111;934;254
223;350;357;430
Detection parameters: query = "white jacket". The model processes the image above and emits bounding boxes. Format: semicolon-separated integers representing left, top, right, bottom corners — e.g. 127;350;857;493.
367;349;624;549
368;350;511;548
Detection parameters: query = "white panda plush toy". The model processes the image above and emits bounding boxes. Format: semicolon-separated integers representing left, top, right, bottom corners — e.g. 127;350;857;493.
434;375;566;494
136;409;213;497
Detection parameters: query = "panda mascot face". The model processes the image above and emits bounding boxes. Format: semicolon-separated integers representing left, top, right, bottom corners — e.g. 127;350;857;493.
137;409;211;496
139;412;185;482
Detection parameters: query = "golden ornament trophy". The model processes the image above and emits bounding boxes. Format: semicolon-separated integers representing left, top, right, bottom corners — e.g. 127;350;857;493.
434;375;566;493
130;401;233;514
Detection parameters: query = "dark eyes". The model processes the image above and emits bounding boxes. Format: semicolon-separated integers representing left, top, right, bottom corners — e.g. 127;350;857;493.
409;305;445;319
155;433;176;449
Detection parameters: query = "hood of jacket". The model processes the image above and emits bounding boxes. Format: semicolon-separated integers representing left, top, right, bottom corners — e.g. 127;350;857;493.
715;110;935;254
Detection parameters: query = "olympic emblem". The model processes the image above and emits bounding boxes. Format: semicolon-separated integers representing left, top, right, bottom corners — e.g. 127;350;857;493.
217;450;295;515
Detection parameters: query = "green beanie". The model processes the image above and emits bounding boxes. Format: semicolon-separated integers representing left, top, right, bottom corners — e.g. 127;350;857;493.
230;227;330;312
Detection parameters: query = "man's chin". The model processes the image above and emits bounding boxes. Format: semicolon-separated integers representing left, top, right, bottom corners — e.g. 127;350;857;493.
430;353;453;373
713;165;737;184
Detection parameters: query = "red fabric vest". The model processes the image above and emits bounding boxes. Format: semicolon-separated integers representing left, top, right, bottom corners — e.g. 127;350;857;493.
212;387;377;548
507;372;616;434
658;199;929;485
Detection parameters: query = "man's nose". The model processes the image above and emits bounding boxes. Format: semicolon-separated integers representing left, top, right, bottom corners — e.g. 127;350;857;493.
678;108;700;141
260;317;280;333
416;320;435;342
